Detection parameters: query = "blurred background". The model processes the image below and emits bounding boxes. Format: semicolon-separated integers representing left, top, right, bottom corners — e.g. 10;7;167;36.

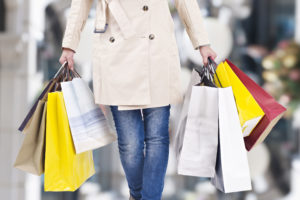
1;0;300;199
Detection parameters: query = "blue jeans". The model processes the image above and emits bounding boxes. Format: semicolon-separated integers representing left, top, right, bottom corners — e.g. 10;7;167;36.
110;105;171;200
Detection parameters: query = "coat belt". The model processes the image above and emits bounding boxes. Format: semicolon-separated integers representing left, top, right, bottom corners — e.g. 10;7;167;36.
94;0;136;39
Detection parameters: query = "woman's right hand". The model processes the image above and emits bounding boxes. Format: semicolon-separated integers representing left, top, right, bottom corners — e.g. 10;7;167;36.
59;48;75;70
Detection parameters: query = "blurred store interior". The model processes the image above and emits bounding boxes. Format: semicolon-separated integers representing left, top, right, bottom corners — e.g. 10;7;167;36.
1;0;300;200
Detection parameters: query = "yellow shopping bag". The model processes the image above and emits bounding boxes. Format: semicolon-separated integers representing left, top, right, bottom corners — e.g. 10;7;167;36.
214;61;265;137
44;91;95;191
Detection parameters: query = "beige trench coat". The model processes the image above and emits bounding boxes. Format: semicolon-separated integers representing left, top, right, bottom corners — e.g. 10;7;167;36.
62;0;210;110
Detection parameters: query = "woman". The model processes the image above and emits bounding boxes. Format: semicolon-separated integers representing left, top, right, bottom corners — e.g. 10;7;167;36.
59;0;216;199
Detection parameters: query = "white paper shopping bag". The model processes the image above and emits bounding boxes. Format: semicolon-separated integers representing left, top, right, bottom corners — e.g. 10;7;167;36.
177;85;219;177
211;86;252;193
171;69;201;164
61;78;117;154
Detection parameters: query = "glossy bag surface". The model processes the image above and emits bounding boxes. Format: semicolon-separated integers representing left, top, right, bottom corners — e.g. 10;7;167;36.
225;59;287;151
44;92;95;191
214;61;265;137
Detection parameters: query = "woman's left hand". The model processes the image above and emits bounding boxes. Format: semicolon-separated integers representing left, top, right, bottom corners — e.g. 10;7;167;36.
199;45;217;66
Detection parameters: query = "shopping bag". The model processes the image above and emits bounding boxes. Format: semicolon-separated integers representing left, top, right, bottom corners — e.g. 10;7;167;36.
177;66;219;177
18;62;68;132
171;68;202;165
225;59;287;151
214;61;265;137
61;77;117;154
211;86;252;193
14;100;47;175
44;92;95;191
18;81;54;132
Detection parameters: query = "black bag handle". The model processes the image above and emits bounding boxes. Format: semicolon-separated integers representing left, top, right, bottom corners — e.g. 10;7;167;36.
194;64;217;87
64;61;82;79
52;61;82;91
194;57;222;87
206;57;223;88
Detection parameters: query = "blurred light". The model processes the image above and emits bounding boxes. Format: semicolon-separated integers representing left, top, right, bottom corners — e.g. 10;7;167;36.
262;71;279;82
245;193;258;200
218;6;233;25
212;0;223;7
282;54;297;68
262;56;278;70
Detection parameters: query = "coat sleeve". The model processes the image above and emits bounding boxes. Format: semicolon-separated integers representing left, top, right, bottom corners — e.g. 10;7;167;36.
174;0;210;50
62;0;94;52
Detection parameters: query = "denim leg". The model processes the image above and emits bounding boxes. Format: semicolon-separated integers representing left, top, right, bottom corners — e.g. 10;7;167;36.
110;106;145;200
141;105;171;200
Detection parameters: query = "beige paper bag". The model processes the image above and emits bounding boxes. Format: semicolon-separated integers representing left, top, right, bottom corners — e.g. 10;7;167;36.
14;100;47;175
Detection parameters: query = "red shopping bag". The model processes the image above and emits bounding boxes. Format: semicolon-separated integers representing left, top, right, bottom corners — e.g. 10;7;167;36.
225;59;287;151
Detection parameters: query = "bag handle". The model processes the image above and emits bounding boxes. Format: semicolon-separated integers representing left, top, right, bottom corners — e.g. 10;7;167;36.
53;61;81;80
206;57;223;88
18;62;81;131
69;67;81;78
53;61;68;79
51;63;69;91
62;61;82;79
51;61;83;91
194;64;217;87
194;57;221;87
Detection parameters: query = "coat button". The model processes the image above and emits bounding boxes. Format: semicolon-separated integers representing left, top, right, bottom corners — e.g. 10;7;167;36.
109;36;115;43
143;5;149;11
149;34;155;40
